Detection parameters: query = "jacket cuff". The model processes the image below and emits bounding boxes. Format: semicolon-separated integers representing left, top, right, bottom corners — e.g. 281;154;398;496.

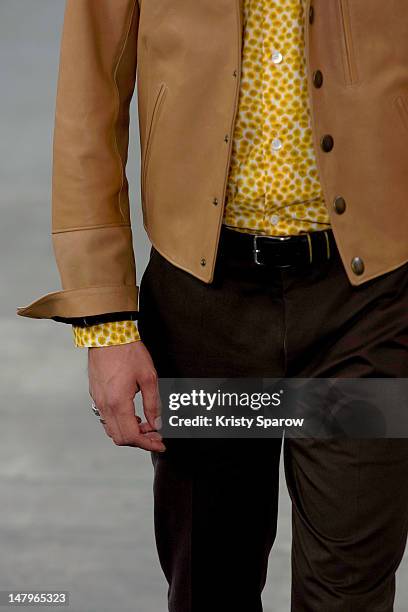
16;284;138;320
53;311;139;327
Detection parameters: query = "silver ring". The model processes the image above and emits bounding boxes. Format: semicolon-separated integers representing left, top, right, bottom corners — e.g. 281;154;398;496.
91;399;100;417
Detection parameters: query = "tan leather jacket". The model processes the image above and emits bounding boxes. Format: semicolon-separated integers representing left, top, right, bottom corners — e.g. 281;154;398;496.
17;0;408;320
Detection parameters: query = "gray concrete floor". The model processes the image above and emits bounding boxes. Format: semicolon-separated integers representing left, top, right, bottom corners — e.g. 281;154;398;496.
1;2;407;611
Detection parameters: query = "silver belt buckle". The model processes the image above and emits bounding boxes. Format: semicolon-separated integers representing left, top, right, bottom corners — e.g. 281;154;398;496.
253;234;293;267
253;234;264;266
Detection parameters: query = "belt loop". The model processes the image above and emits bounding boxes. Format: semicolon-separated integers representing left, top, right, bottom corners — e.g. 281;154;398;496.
306;233;313;264
323;231;331;259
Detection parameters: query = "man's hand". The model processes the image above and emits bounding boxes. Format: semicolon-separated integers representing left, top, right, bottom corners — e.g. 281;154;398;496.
88;341;165;452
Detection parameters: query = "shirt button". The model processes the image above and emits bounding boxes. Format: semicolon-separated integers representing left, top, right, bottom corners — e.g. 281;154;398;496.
272;138;282;151
272;51;283;64
271;215;280;226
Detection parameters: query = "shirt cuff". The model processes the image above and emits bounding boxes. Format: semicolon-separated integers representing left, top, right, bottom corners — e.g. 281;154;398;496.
72;320;141;348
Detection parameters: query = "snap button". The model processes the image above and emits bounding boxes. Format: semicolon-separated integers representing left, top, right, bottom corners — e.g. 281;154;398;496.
200;258;206;267
212;197;219;206
351;257;365;275
312;70;323;88
320;134;334;152
333;196;346;214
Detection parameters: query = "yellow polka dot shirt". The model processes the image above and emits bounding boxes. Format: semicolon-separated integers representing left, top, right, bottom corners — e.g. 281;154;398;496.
73;0;330;348
224;0;330;234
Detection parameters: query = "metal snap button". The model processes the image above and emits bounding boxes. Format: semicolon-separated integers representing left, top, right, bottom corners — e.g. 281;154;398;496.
312;69;323;88
351;257;365;275
333;196;346;214
320;134;334;152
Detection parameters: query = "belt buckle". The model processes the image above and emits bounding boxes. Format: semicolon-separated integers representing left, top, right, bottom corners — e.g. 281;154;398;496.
253;234;264;266
253;234;293;268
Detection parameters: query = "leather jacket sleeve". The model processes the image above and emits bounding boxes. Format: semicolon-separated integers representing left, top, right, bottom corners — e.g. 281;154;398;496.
17;0;140;320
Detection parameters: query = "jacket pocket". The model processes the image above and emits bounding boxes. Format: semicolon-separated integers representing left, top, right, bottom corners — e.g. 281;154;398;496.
338;0;359;85
141;83;168;218
393;95;408;133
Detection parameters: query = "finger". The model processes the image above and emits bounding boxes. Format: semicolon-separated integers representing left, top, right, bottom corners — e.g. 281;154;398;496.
139;421;160;434
138;431;166;451
110;400;165;452
143;430;163;442
105;411;142;431
96;398;139;444
139;371;161;429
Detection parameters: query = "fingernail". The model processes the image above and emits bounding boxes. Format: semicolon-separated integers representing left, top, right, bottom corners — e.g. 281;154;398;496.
154;416;162;430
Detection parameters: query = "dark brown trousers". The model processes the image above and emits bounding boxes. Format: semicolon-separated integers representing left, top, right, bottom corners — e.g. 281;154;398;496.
138;227;408;612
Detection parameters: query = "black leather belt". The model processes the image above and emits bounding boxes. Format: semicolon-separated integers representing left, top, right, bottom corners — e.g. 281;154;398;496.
220;225;337;268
